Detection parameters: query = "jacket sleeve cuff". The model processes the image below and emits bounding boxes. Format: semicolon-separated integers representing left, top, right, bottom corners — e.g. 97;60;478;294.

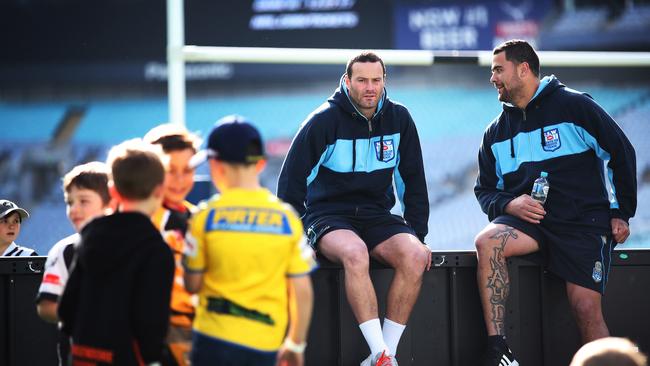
489;195;515;221
610;209;629;223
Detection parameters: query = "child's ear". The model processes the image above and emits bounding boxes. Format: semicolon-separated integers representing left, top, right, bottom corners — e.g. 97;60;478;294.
108;181;122;202
153;184;165;200
105;197;118;215
255;159;267;174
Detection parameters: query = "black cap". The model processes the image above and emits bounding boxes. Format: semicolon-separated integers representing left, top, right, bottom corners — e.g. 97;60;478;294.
192;115;265;167
0;200;29;220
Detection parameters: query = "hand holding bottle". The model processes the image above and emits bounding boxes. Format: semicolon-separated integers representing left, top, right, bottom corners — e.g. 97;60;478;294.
505;194;546;224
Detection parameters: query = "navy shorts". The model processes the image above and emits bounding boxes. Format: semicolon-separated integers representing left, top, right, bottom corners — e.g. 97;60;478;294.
304;211;416;251
493;215;614;294
191;331;276;366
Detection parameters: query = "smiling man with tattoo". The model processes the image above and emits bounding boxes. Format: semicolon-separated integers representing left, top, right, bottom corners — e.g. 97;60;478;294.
474;40;637;366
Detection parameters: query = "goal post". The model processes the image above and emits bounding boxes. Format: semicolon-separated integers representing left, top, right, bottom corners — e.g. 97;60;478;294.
166;0;650;126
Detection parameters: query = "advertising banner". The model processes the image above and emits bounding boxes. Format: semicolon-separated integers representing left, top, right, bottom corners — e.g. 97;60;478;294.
394;0;551;50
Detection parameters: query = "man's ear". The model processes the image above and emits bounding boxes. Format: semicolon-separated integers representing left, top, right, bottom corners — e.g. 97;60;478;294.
519;61;530;78
344;74;351;88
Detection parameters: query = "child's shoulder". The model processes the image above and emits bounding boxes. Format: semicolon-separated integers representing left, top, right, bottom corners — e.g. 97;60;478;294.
46;233;79;257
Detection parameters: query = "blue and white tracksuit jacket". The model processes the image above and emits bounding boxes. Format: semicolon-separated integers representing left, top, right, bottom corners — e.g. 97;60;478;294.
277;76;429;241
475;75;637;233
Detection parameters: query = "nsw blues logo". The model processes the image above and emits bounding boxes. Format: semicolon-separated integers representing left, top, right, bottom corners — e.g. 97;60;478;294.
592;260;603;283
543;128;561;152
374;139;395;162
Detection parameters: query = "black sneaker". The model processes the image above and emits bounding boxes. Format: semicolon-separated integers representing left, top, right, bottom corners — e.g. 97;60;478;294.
484;337;519;366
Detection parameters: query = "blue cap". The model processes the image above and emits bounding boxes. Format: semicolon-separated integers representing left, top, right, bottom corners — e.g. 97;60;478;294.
192;115;264;167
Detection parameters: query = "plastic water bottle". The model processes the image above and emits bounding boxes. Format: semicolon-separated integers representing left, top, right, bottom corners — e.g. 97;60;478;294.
531;171;549;204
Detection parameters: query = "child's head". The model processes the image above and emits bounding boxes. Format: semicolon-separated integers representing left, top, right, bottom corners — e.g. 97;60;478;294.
62;162;112;232
144;123;201;206
202;115;266;190
106;139;167;213
0;200;29;246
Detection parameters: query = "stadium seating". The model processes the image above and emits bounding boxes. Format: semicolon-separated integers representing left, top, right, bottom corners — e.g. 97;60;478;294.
549;7;609;35
2;85;649;254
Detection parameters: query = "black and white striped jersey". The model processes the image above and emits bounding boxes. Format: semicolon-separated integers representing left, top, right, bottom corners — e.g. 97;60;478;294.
1;241;38;256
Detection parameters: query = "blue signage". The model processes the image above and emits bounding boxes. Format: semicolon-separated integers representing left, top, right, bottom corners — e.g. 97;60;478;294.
394;0;551;50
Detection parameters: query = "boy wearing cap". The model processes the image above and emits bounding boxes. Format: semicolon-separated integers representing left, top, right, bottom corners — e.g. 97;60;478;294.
58;139;174;366
184;115;316;366
0;199;37;256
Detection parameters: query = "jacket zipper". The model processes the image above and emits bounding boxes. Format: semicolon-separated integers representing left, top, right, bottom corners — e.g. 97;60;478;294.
522;109;531;161
367;119;373;168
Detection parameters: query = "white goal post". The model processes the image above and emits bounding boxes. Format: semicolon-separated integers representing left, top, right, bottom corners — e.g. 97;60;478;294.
167;0;650;126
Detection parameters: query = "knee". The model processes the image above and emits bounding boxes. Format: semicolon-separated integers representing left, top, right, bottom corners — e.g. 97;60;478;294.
340;244;370;273
394;244;428;276
474;231;495;256
570;296;601;321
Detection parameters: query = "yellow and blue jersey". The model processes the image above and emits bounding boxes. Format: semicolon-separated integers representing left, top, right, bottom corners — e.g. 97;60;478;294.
184;188;316;352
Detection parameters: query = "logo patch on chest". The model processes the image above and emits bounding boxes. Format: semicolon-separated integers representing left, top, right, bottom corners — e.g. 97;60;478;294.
374;139;395;162
543;128;561;152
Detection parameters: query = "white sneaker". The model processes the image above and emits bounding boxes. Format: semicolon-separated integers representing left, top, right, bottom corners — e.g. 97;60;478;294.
360;351;398;366
360;354;372;366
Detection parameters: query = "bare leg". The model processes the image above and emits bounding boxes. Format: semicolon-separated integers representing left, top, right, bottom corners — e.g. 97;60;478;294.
371;233;429;324
566;282;609;343
319;229;378;323
475;224;539;335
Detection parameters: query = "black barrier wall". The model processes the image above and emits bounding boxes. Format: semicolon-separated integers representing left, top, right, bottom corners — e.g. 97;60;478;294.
2;251;649;366
0;257;58;366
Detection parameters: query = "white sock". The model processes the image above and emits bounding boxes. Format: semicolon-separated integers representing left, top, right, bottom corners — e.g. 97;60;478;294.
359;318;389;356
382;318;406;356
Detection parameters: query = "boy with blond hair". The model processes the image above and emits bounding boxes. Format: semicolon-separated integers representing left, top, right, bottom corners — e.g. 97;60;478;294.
59;139;174;366
184;115;316;366
36;161;112;365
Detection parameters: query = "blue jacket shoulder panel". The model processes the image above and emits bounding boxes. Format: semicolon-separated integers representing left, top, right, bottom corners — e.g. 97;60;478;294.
475;76;636;228
278;77;429;240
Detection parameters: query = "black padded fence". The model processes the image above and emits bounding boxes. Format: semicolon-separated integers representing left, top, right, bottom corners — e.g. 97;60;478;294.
2;250;649;366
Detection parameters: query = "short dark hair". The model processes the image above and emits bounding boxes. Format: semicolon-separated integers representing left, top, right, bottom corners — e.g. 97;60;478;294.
144;123;201;154
63;162;111;205
346;51;386;78
493;39;540;77
107;139;166;200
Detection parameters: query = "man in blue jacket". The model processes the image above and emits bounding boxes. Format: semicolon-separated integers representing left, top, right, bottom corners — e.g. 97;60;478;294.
278;51;431;366
474;40;637;366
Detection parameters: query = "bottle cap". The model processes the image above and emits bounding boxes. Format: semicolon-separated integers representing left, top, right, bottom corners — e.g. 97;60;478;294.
541;171;548;177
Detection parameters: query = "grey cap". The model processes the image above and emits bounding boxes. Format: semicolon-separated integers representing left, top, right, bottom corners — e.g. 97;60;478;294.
0;200;29;220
